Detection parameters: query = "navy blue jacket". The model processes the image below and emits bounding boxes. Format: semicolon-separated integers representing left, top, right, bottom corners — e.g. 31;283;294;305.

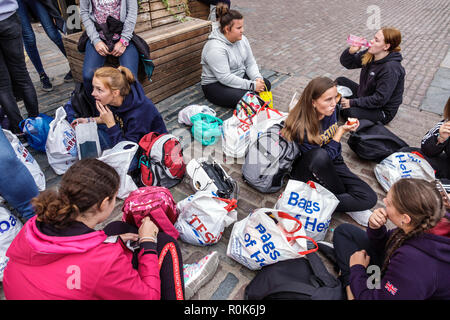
298;107;342;161
106;81;167;146
340;48;405;123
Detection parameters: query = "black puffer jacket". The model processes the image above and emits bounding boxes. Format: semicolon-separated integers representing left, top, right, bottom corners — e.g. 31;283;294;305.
340;48;405;123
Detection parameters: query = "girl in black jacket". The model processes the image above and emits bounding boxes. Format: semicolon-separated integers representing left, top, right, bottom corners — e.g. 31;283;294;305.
336;27;405;124
421;97;450;180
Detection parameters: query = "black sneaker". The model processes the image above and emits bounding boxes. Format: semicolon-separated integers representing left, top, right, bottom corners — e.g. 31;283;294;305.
15;133;29;147
40;73;53;92
64;70;73;82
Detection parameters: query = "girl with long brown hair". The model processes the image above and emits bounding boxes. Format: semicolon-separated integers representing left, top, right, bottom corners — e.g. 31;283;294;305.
283;77;377;226
336;27;405;124
332;178;450;300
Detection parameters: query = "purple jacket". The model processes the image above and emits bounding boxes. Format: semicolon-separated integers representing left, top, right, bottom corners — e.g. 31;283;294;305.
350;226;450;300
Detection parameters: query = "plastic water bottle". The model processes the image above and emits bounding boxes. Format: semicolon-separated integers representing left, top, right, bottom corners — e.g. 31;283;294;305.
347;34;372;48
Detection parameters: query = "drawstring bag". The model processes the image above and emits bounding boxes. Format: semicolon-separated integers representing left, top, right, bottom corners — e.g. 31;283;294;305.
190;113;223;146
19;113;54;152
227;208;318;270
175;191;237;246
274;180;339;241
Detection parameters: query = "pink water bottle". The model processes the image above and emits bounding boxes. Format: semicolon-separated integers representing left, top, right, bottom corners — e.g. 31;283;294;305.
347;34;372;47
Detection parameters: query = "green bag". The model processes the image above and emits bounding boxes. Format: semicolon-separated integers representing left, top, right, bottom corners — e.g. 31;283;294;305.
190;113;223;146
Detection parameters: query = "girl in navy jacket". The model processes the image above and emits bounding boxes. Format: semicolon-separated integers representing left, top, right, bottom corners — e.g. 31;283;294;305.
281;77;377;227
73;66;167;149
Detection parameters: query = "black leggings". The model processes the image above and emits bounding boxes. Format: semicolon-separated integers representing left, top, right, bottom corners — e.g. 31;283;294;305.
291;148;377;212
103;221;185;300
332;224;384;287
335;76;388;124
202;77;271;108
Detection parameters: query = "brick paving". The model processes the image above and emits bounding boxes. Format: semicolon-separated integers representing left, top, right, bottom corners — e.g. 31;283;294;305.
1;0;449;300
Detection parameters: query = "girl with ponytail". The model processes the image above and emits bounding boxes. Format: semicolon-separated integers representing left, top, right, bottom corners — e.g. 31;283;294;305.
4;159;219;300
332;178;450;300
336;27;406;124
72;66;167;150
200;3;271;108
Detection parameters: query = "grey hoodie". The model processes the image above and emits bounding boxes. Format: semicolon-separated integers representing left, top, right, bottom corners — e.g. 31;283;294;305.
201;27;262;90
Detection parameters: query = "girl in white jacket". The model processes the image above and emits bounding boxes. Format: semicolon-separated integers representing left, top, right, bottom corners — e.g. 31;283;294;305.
201;3;270;108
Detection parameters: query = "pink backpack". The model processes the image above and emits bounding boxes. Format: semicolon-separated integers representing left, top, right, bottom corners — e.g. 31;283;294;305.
122;186;179;239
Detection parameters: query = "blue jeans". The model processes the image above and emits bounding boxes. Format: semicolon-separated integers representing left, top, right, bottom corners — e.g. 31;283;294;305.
82;40;139;96
17;0;66;76
0;126;38;220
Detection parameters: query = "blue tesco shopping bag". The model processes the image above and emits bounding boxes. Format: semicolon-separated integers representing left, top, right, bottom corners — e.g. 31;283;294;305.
19;113;54;152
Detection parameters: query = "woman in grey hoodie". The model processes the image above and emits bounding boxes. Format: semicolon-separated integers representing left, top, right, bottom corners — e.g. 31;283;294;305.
201;4;270;108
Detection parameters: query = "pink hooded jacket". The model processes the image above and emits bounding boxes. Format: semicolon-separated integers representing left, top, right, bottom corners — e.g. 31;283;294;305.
3;216;161;300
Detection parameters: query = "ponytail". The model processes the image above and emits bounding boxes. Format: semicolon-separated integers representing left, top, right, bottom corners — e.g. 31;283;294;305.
32;159;120;228
94;66;135;96
362;27;402;66
216;3;243;34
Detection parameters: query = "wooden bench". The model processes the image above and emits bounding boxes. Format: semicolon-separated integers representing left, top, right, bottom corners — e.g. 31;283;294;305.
62;0;211;103
188;0;210;20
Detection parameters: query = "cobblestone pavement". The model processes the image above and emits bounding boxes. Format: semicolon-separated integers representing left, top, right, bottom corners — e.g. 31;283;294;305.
1;0;449;300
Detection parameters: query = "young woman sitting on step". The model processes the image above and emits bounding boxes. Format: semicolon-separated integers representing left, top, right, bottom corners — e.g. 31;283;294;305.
201;3;271;108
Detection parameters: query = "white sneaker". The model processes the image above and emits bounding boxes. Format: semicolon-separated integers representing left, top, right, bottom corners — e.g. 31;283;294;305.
346;210;372;227
183;251;219;300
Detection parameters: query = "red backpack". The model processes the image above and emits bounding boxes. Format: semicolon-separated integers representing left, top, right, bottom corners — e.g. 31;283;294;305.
138;132;186;188
122;186;179;239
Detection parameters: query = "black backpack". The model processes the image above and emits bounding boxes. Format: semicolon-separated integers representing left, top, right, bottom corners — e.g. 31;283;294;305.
244;252;344;300
347;119;409;163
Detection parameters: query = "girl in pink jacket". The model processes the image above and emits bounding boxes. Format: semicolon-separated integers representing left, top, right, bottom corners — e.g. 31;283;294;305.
3;159;218;300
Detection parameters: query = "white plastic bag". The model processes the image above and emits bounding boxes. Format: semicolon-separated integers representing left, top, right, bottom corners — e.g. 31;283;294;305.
227;208;318;270
3;129;46;191
175;190;237;246
75;121;101;160
0;207;23;281
374;152;436;192
178;104;216;126
221;110;253;158
274;180;339;241
97;141;138;199
45;107;78;175
250;107;287;144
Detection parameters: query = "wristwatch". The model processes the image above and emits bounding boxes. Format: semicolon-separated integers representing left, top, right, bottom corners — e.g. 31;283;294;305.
120;38;129;47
